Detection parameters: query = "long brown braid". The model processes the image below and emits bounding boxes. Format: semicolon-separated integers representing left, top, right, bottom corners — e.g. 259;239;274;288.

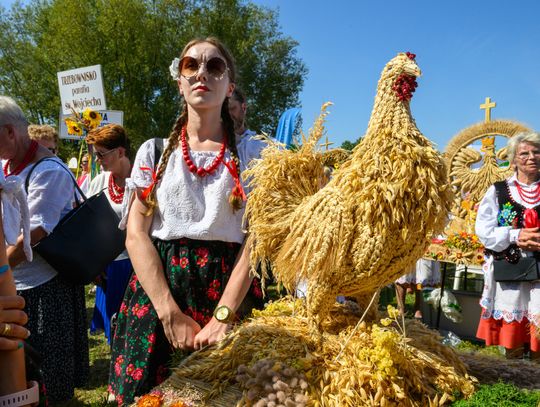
221;96;244;211
143;102;187;215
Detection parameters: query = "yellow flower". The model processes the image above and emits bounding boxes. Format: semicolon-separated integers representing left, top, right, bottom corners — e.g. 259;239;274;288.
387;304;399;319
380;318;393;326
65;119;82;136
82;108;102;129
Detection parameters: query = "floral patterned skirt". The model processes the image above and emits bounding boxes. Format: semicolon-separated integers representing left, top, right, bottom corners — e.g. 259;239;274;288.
108;238;264;405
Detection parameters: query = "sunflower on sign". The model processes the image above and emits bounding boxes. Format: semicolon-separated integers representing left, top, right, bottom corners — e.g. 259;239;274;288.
64;107;102;136
65;118;83;136
82;108;102;128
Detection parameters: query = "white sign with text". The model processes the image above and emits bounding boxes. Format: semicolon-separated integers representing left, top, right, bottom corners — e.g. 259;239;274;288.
57;64;107;115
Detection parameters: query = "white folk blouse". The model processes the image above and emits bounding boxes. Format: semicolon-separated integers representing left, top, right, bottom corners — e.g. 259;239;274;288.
120;135;266;244
475;174;540;326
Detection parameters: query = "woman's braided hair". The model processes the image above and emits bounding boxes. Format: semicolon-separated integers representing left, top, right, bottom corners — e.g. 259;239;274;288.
144;37;242;215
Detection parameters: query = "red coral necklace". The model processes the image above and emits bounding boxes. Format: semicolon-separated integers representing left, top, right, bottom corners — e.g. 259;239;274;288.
108;174;125;204
181;126;227;177
514;180;540;205
3;140;39;177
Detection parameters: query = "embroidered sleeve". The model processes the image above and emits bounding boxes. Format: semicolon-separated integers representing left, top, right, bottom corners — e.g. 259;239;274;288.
118;139;156;230
475;184;514;252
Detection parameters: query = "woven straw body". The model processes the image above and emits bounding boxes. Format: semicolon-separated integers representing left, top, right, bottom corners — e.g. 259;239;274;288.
246;53;453;329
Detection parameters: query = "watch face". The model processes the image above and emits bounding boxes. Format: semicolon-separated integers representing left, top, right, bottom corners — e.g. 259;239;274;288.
216;306;230;321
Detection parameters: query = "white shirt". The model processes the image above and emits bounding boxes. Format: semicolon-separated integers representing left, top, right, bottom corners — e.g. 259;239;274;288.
87;171;128;260
3;157;75;290
121;135;266;244
475;174;540;325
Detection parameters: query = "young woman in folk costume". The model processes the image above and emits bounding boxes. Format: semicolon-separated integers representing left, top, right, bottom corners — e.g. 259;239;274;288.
108;38;265;404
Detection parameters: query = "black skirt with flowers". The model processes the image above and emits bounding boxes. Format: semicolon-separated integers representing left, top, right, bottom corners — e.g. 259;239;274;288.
108;238;264;405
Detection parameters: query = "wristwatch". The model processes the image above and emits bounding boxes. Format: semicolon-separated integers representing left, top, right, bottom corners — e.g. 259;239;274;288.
213;305;235;323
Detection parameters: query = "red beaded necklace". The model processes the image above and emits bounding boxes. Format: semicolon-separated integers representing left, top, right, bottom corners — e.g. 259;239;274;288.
514;180;540;205
180;126;227;177
108;174;125;204
3;140;39;177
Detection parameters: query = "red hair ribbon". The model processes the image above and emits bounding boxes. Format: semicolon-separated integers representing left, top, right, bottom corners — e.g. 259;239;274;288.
139;166;158;200
221;159;247;201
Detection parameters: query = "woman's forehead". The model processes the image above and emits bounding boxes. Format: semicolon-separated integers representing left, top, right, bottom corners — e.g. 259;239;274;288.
518;142;540;151
184;42;223;60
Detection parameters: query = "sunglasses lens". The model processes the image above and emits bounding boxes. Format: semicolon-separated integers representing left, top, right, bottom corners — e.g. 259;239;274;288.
180;56;199;78
179;56;227;79
207;57;227;78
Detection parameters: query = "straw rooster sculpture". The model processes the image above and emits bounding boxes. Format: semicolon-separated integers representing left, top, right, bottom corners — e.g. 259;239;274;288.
245;52;453;331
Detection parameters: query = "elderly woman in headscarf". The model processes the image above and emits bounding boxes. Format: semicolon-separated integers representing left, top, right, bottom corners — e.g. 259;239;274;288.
0;96;88;401
476;131;540;360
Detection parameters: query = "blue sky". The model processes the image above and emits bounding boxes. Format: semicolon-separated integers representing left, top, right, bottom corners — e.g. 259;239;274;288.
2;0;539;150
251;0;540;150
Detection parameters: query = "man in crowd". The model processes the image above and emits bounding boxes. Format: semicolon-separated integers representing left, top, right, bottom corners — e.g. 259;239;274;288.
228;88;256;140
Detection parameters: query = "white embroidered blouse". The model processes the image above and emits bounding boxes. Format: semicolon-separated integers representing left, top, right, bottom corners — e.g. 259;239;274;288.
475;174;540;326
121;135;266;244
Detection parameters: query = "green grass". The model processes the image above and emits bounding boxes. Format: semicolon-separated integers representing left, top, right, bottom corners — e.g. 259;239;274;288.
451;382;540;407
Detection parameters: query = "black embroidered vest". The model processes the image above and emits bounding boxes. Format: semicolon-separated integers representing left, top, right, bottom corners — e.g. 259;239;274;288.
494;180;540;228
489;180;540;261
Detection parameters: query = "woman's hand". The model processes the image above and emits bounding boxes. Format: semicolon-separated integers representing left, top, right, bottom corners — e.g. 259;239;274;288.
0;295;30;351
517;227;540;251
193;318;231;350
158;305;201;350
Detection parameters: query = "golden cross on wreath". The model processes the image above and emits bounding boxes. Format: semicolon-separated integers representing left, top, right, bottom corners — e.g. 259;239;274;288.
320;135;334;151
480;97;496;123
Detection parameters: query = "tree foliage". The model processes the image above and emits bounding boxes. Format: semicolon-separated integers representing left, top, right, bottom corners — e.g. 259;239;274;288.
0;0;307;148
341;137;363;151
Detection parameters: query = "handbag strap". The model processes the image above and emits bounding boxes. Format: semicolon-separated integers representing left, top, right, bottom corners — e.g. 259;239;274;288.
154;137;164;169
25;157;87;205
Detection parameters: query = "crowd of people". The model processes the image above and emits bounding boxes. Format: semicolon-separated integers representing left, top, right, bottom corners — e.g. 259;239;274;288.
1;35;540;407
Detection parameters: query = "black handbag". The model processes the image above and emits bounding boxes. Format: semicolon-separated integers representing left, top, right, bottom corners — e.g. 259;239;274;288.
26;158;126;285
493;256;540;282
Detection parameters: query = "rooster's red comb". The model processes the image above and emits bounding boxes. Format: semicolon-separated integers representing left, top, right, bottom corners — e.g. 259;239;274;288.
405;52;416;60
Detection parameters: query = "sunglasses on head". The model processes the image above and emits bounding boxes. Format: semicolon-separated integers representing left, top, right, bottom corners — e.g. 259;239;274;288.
179;56;228;80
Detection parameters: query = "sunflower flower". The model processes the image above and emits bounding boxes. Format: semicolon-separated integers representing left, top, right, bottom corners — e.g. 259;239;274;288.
82;108;102;129
65;119;83;136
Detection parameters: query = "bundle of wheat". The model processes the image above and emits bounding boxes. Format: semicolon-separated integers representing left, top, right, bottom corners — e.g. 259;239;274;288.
243;103;332;287
458;351;540;390
159;299;475;407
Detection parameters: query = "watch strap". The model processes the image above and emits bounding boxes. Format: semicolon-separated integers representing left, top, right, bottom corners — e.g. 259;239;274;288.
0;381;40;407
